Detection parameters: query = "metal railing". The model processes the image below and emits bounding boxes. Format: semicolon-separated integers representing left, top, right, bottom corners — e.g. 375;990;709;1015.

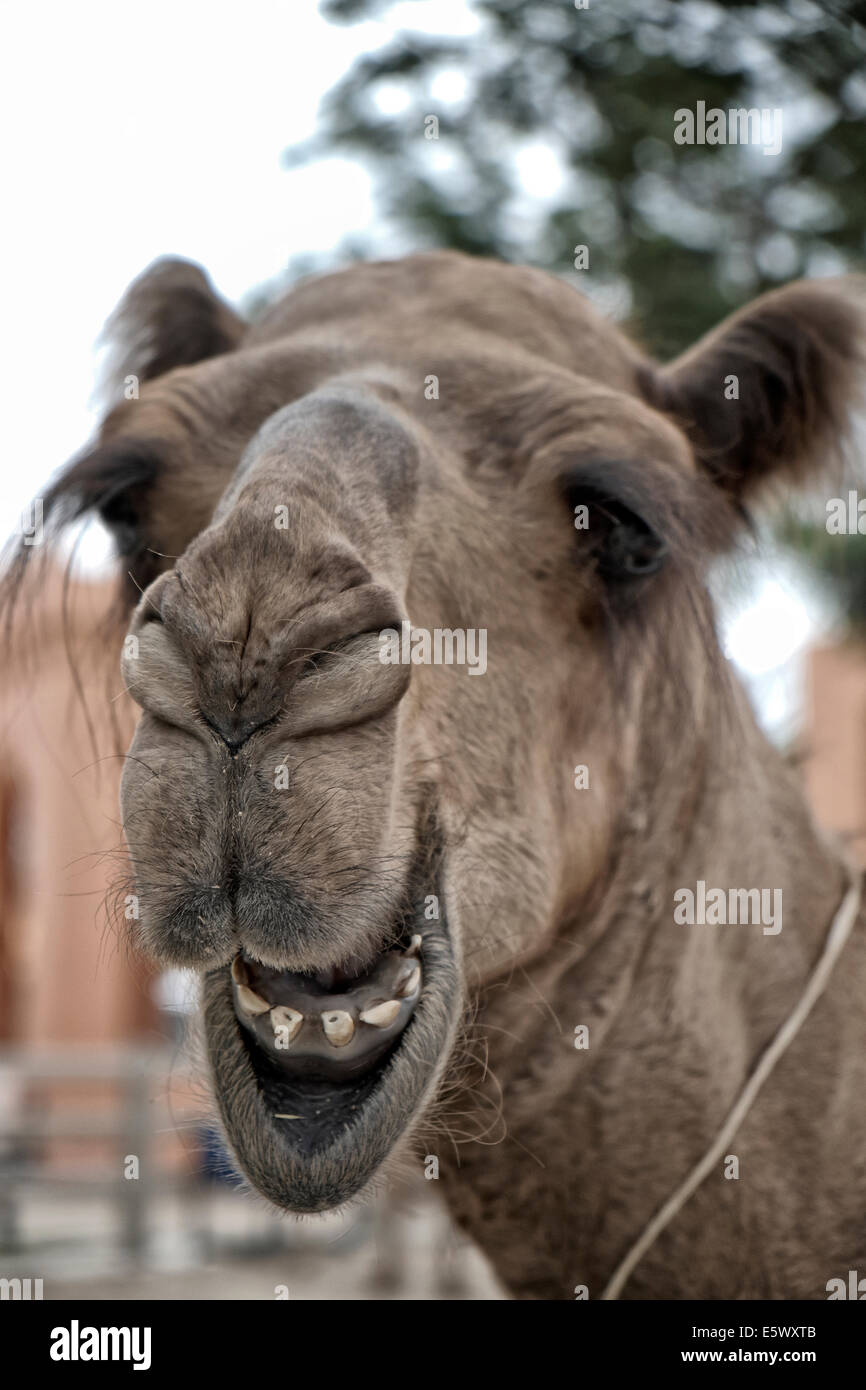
0;1044;207;1262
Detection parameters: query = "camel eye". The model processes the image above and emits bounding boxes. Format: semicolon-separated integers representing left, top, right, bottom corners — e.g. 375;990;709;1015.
93;483;141;554
597;509;668;578
569;482;668;581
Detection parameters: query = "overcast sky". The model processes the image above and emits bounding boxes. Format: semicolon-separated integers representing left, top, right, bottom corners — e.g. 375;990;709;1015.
0;0;478;551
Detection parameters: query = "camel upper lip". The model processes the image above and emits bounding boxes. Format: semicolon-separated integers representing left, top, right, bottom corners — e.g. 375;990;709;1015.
202;865;460;1212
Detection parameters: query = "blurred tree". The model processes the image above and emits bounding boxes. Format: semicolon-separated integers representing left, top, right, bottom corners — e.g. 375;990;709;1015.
780;518;866;634
287;0;866;358
286;0;866;627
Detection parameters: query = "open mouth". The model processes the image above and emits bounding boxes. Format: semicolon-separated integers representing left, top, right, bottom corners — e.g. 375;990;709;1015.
202;861;461;1212
231;932;423;1083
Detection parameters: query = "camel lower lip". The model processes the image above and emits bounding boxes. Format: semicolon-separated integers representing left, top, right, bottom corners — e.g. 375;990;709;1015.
202;869;461;1212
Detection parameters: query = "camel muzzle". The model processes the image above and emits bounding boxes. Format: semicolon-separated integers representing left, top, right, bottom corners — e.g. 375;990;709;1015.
201;857;462;1213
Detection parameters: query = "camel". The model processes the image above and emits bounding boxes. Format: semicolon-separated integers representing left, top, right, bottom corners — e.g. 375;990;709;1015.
9;250;866;1299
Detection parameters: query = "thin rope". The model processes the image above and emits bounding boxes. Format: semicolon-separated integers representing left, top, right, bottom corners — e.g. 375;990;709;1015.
600;868;863;1300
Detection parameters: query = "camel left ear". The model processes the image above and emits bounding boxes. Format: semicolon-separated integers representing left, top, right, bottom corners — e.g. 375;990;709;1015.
643;278;866;504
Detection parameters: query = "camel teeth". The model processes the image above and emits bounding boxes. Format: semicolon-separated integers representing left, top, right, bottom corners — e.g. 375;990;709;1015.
405;934;422;958
359;999;402;1028
397;964;421;999
236;983;271;1016
270;1005;304;1045
230;955;248;985
322;1010;355;1047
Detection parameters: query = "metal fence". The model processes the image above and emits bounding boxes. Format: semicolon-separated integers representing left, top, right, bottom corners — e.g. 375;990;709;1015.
0;1044;500;1299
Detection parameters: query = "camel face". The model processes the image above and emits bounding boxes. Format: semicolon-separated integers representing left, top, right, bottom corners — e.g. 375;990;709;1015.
26;252;863;1225
110;264;717;1209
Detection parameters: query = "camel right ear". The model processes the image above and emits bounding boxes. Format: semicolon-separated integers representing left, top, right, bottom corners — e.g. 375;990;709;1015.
100;257;246;401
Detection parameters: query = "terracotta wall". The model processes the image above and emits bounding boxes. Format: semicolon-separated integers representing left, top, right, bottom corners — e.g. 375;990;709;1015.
0;572;156;1045
804;643;866;868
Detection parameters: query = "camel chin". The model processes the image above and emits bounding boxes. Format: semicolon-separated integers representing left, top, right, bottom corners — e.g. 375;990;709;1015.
201;865;460;1212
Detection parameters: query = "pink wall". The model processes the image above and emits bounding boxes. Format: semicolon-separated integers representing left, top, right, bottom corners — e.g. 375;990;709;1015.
804;642;866;867
0;572;155;1044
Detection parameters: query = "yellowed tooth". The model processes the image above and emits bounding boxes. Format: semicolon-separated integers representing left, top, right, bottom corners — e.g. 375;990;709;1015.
360;999;402;1028
405;934;423;958
271;1005;304;1046
236;983;271;1016
397;964;421;999
231;955;248;985
322;1010;355;1047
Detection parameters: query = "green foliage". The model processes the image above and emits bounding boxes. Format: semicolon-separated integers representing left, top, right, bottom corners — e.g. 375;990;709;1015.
289;0;866;357
780;515;866;634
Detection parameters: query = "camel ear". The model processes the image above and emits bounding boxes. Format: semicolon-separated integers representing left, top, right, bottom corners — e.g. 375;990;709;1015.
644;279;866;504
99;257;246;401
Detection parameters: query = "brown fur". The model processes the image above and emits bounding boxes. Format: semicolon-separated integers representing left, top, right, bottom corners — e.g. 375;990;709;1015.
10;251;866;1298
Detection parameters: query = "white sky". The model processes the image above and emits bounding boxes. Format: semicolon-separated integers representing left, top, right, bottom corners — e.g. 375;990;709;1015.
0;0;478;547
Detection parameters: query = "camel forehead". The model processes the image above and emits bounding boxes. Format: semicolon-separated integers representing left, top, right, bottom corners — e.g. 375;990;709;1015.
249;249;638;381
117;251;656;461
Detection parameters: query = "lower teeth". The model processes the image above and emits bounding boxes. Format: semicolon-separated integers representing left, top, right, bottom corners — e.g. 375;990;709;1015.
230;937;423;1074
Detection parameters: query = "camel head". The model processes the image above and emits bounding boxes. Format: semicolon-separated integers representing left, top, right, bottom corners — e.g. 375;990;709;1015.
21;252;864;1212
